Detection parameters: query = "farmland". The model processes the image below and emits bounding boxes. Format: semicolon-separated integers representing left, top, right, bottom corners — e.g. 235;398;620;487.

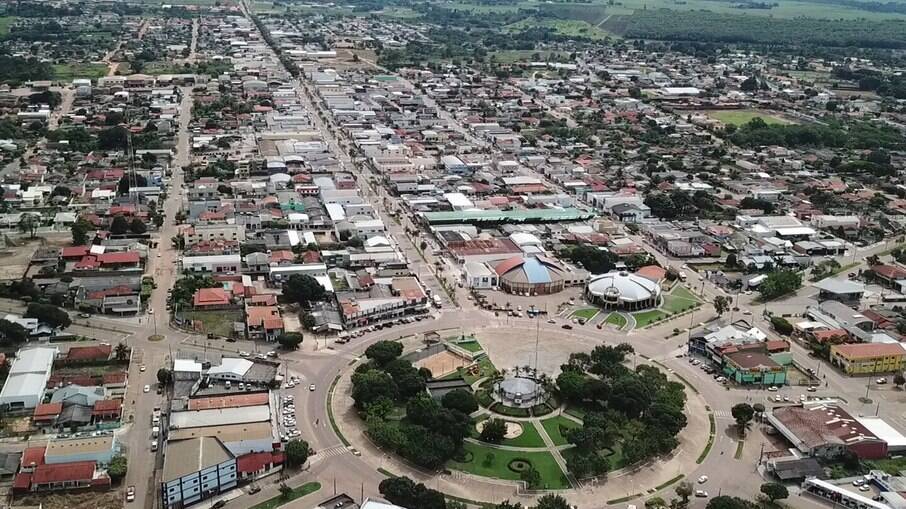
706;110;791;126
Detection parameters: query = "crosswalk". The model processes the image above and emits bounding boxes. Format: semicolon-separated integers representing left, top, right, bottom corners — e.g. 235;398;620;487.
713;410;732;419
312;445;349;462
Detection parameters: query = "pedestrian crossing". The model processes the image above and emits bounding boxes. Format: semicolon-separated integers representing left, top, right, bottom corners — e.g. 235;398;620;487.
312;445;349;462
713;410;732;419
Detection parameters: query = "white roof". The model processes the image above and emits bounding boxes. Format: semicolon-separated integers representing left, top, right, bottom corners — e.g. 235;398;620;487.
0;373;48;399
856;416;906;448
361;500;405;509
174;359;203;373
444;192;474;209
9;347;57;375
509;232;542;246
208;358;253;377
774;226;816;236
325;202;346;222
586;271;661;302
169;405;270;429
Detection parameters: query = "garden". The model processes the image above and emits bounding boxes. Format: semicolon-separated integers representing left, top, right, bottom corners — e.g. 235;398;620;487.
448;442;569;489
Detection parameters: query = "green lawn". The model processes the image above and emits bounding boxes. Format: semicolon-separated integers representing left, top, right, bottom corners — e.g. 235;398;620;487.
449;442;569;489
463;356;497;385
499;421;547;448
604;312;627;328
564;406;586;420
0;16;15;36
865;457;906;475
52;63;108;81
249;482;321;509
181;310;242;338
570;308;599;320
706;110;790;126
670;285;701;302
631;309;669;327
541;416;581;446
455;340;483;353
662;295;699;314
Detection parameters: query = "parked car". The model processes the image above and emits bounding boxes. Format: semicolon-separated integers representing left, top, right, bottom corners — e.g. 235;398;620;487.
127;486;135;502
695;490;709;498
143;385;150;393
561;324;573;330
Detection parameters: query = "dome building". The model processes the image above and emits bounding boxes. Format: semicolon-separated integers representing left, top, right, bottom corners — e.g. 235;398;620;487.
494;256;566;295
585;270;662;311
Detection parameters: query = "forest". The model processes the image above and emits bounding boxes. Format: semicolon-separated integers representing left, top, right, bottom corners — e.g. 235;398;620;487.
604;9;906;48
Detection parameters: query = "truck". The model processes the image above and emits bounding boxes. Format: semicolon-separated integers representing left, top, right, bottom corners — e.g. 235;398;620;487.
432;294;442;309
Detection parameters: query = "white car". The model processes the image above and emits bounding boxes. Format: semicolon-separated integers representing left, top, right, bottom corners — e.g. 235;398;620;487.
239;351;250;357
143;385;150;393
697;475;708;484
140;365;146;372
127;486;136;502
309;384;316;391
767;386;778;392
695;490;709;498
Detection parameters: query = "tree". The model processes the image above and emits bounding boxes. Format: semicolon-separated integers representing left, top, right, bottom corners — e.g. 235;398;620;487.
129;218;147;234
277;332;303;350
706;496;757;509
770;316;793;336
758;270;802;300
479;418;508;443
24;303;71;330
18;214;39;238
351;369;398;409
441;388;478;414
278;483;292;499
379;476;447;509
895;373;906;389
114;342;129;361
110;215;130;235
556;370;588;403
0;319;28;346
520;467;541;489
760;482;788;503
645;497;667;509
364;340;403;365
534;494;571;509
731;403;755;437
725;253;738;268
300;313;316;329
675;481;693;505
281;274;326;307
713;295;731;316
157;368;173;386
98;126;129;150
71;219;91;245
740;75;759;92
285;439;310;467
107;455;127;483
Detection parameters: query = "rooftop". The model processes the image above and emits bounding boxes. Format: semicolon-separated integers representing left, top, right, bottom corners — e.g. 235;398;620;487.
162;437;233;482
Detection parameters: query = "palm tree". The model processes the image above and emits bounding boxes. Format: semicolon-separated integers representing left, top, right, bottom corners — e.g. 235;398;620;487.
114;342;129;361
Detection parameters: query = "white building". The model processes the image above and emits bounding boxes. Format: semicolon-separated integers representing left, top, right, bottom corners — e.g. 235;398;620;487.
0;346;58;410
184;225;246;246
462;262;499;289
181;254;242;274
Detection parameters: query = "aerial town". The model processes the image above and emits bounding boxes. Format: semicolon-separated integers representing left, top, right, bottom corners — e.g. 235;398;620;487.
1;1;906;509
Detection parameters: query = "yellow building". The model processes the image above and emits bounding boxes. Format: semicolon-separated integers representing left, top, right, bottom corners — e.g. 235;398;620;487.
830;343;906;375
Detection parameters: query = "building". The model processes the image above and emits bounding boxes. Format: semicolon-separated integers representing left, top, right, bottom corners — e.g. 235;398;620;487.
0;346;58;410
160;437;238;509
462;261;499;289
830;343;906;375
585;271;661;311
722;344;790;386
494;256;569;295
45;436;117;466
181;254;242;274
813;278;865;304
25;460;110;492
768;402;888;460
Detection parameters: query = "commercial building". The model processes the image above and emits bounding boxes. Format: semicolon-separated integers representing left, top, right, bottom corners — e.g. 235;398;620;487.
0;346;58;410
830;343;906;375
585;271;661;311
160;437;238;509
494;256;571;295
768;402;888;460
722;345;790;386
45;436;117;466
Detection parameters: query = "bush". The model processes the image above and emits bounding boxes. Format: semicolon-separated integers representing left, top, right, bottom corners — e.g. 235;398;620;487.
770;316;793;336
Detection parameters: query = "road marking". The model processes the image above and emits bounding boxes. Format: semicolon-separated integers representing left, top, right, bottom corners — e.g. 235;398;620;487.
311;445;350;462
713;410;733;419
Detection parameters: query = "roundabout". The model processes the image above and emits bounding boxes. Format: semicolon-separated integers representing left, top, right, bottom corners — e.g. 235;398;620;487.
322;315;716;506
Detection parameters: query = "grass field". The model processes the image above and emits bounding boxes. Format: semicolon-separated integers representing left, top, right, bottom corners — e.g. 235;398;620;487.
495;421;547;448
0;16;15;36
541;416;581;446
604;312;627;328
570;308;599;320
507;18;612;40
462;356;497;385
181;310;242;338
249;482;321;509
631;309;669;328
52;63;108;81
662;295;699;314
706;110;790;126
449;442;569;489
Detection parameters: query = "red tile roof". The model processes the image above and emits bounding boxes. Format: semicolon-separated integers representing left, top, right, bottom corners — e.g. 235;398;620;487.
237;451;284;473
66;344;112;361
21;447;45;468
871;264;906;280
636;265;666;282
93;399;122;413
188;392;269;411
61;246;90;258
13;473;32;490
834;342;906;359
31;461;96;484
194;287;230;307
97;251;140;265
33;403;62;418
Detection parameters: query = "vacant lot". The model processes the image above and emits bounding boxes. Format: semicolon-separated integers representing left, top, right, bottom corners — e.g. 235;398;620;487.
52;63;108;81
706;109;790;126
181;310;242;338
